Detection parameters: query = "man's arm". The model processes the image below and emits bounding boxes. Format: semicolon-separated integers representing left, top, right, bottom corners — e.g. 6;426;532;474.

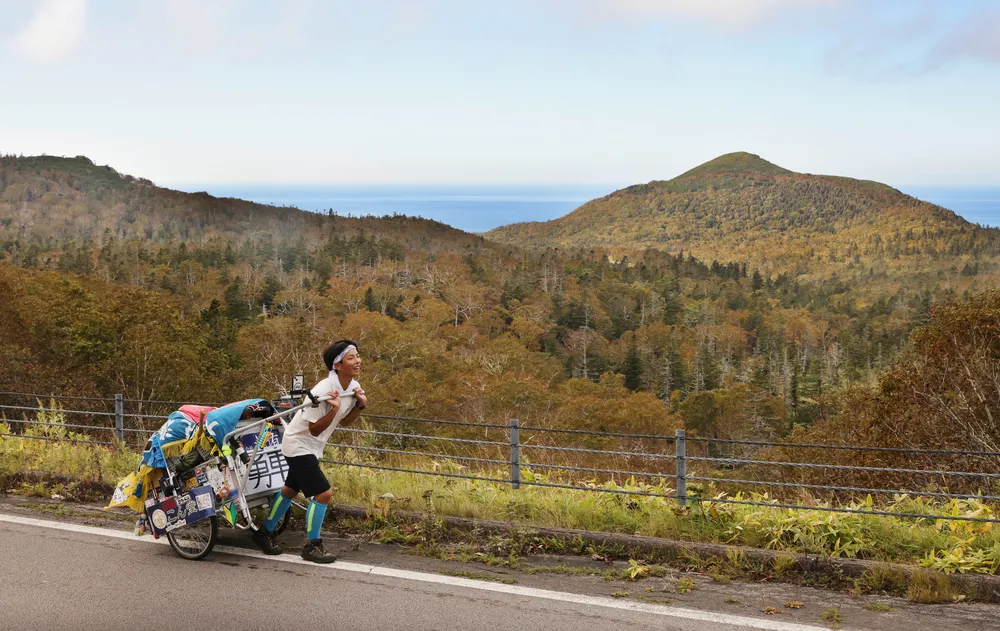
339;404;363;427
308;392;341;437
339;385;368;428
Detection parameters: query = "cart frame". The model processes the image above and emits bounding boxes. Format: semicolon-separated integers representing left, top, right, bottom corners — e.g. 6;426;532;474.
160;391;352;559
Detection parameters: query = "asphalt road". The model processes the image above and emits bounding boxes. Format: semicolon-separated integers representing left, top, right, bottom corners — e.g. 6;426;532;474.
0;516;829;631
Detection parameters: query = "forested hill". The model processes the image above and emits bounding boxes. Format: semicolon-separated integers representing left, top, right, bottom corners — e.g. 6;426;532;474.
0;152;995;454
0;154;489;260
485;152;997;278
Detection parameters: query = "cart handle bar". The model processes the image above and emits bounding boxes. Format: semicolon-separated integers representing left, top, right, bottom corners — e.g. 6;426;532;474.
220;393;356;446
218;393;356;528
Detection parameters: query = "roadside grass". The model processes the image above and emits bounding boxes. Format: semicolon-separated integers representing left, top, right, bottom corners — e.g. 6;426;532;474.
3;412;1000;602
0;415;137;500
321;452;1000;577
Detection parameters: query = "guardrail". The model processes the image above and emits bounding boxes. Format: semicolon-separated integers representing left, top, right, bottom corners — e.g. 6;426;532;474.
1;392;999;524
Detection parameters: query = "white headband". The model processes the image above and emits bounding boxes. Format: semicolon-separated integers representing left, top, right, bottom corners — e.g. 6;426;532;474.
332;344;357;366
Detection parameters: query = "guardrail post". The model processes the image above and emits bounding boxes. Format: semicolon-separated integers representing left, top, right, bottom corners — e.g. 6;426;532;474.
114;394;124;443
510;418;521;490
675;428;687;507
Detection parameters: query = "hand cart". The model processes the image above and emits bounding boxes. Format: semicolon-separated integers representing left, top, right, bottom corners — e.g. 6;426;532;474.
144;390;349;560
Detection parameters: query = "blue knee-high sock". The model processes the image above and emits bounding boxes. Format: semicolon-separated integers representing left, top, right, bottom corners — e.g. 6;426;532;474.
305;500;327;541
263;493;292;532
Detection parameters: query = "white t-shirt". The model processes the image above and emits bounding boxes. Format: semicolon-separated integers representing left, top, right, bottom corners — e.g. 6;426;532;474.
281;374;359;459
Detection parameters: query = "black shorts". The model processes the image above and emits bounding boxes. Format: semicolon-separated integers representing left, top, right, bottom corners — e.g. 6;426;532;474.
282;454;331;498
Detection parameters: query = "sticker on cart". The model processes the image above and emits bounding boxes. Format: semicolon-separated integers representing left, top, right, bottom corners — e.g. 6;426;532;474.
151;509;168;530
245;451;290;496
146;487;216;536
234;429;288;497
206;466;226;493
166;487;216;532
195;491;213;511
239;430;280;451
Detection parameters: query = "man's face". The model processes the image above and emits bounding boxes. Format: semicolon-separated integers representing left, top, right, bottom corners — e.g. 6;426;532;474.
336;348;362;377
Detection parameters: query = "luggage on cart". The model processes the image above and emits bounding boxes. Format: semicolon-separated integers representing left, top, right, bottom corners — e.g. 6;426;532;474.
108;391;335;560
109;398;281;559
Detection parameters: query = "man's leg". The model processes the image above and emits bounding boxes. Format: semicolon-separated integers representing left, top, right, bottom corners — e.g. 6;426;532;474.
305;489;333;541
263;485;296;532
301;473;336;563
252;485;295;555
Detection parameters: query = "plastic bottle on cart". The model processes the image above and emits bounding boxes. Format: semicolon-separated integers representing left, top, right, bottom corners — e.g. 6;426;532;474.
157;475;175;497
230;438;250;465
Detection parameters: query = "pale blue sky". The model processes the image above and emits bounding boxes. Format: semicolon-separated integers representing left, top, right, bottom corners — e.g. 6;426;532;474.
2;0;999;186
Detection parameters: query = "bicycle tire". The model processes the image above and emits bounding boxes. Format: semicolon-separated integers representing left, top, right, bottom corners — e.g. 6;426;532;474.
167;516;218;560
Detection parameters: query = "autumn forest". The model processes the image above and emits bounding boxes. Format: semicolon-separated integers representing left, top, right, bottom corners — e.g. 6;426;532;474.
3;152;999;456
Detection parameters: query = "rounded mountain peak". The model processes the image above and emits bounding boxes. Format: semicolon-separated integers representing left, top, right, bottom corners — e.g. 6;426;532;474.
676;152;793;179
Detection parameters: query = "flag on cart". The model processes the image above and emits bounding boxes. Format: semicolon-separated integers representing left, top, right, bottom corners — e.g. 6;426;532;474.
107;399;272;514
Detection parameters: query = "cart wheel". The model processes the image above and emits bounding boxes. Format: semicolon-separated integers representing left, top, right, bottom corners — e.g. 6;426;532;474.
167;516;218;560
272;506;292;535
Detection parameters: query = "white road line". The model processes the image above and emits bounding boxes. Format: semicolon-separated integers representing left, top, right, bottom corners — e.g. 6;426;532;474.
0;513;828;631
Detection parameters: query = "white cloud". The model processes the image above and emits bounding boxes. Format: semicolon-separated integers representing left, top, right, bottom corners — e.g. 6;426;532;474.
11;0;87;62
927;9;1000;68
820;5;1000;79
586;0;839;29
161;0;241;54
141;0;314;58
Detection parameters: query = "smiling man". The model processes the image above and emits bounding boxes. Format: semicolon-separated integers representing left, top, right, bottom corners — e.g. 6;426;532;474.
252;339;368;563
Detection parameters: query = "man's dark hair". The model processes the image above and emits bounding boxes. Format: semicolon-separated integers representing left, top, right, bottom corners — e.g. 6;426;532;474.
324;339;360;371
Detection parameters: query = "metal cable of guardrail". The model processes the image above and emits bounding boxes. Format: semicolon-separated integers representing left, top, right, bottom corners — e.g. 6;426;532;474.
0;392;114;402
519;479;678;500
686;436;1000;458
360;413;508;430
122;398;225;407
685;475;1000;503
335;427;509;447
523;461;674;479
326;442;509;466
8;390;996;459
0;404;117;417
3;418;115;433
520;443;677;460
687;455;1000;479
3;388;1000;525
520;480;1000;523
0;433;115;446
320;459;512;484
520;425;677;441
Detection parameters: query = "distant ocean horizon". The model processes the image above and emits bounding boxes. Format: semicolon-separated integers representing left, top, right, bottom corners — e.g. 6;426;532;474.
171;182;1000;234
898;186;1000;228
171;183;618;234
